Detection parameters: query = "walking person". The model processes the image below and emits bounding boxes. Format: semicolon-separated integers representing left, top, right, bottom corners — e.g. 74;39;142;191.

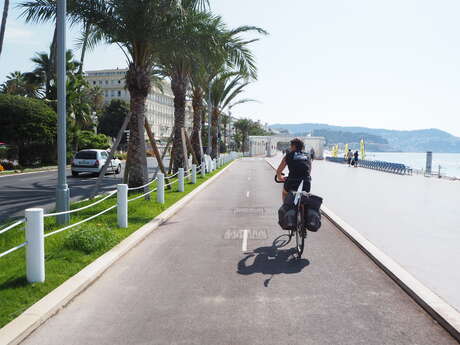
353;150;359;167
347;149;352;166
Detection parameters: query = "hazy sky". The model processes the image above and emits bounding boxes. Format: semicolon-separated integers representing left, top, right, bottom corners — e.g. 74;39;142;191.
2;0;460;135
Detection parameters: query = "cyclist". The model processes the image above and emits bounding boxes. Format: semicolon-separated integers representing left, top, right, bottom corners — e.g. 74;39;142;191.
276;138;312;202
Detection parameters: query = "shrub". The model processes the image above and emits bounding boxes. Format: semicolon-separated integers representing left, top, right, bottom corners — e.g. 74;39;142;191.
64;225;119;254
78;131;111;150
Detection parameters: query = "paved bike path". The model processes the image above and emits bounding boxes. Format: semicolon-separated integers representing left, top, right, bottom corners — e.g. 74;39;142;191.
21;158;456;345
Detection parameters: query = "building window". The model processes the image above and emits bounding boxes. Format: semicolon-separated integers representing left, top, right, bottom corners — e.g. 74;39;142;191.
118;90;121;97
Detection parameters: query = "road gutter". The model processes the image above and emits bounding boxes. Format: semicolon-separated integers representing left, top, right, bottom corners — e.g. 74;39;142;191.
0;160;237;345
265;157;460;342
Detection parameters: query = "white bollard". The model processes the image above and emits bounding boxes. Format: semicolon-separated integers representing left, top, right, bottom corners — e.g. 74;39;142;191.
157;173;165;204
191;164;197;184
117;184;128;228
25;208;45;283
178;168;185;192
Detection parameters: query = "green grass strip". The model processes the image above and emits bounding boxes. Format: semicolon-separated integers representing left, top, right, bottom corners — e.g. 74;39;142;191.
0;163;230;328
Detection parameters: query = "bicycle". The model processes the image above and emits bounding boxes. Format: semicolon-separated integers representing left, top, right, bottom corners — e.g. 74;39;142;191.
275;174;309;259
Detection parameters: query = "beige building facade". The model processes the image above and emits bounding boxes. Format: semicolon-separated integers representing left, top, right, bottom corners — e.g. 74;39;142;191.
85;68;193;139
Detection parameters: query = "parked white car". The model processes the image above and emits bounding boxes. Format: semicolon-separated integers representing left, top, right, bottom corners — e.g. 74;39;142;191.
71;149;121;177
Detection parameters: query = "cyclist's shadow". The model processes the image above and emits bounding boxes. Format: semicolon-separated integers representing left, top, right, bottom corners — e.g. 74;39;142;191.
237;234;310;287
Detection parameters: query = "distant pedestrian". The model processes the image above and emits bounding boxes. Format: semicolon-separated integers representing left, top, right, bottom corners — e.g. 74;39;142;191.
347;149;352;166
353;150;359;167
310;148;315;160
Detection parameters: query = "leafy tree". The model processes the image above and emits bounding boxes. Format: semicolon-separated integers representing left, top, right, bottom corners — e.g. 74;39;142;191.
0;94;57;165
98;99;129;139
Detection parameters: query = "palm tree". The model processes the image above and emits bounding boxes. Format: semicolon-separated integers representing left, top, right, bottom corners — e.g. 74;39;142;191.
0;70;43;97
18;0;99;74
0;0;9;57
233;118;253;152
30;49;80;99
157;10;223;171
187;18;267;162
73;0;210;186
208;73;255;158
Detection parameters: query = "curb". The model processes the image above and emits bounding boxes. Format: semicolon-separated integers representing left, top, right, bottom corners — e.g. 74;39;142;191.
265;157;460;342
0;160;237;345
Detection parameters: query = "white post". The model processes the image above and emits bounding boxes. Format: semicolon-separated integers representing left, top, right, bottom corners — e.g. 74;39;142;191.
201;161;206;178
178;168;185;192
25;208;45;283
191;164;197;184
157;173;165;204
117;184;128;228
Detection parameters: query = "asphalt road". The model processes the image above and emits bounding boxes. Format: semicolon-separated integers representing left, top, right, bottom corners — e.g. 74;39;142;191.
0;157;169;223
20;158;457;345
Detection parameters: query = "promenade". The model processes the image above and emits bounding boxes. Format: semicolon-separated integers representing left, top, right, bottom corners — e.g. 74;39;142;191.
268;154;460;314
19;158;456;345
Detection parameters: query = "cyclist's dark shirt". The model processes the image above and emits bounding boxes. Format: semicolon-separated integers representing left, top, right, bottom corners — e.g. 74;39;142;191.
285;150;311;179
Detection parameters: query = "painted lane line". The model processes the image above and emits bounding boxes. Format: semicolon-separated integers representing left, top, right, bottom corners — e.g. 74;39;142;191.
242;229;248;252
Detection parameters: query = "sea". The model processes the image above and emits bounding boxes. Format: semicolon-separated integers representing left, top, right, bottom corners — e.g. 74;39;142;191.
365;152;460;178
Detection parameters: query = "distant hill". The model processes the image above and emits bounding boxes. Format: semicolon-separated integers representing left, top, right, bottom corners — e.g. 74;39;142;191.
269;123;460;152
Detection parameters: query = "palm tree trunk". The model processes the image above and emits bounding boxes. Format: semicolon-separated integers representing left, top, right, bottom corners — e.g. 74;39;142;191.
0;0;9;57
78;21;90;74
125;64;149;188
191;87;203;163
171;71;188;171
210;107;219;159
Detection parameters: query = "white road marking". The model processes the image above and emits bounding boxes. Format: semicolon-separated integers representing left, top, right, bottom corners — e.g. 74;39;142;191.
242;229;249;252
246;191;250;198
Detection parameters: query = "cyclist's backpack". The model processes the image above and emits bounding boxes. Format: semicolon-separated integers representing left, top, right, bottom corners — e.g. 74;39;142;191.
301;194;323;232
278;193;296;230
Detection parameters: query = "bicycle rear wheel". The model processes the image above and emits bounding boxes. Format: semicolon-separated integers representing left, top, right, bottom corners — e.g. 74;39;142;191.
295;206;306;258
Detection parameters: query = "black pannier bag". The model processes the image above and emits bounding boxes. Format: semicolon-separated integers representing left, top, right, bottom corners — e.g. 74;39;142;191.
301;194;323;232
278;193;296;230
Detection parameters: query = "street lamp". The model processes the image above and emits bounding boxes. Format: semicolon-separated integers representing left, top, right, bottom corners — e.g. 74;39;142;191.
207;79;212;155
55;0;70;224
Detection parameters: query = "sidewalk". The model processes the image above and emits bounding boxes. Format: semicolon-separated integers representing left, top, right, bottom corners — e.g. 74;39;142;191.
268;154;460;314
18;158;456;345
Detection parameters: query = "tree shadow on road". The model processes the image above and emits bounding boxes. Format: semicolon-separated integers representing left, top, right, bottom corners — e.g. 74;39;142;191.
237;234;310;287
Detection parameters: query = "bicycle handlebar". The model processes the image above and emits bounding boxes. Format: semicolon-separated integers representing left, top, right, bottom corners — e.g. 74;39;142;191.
274;173;285;184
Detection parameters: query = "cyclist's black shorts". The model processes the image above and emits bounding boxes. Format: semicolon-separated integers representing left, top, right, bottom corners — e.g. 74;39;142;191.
284;177;311;193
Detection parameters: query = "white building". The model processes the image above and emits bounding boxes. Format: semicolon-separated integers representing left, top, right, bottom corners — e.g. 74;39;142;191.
85;68;193;139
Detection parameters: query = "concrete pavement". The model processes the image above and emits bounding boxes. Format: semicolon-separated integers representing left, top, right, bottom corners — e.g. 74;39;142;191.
271;154;460;314
20;158;457;345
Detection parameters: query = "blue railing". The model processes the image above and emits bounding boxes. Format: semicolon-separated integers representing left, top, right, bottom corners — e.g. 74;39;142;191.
326;157;412;175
